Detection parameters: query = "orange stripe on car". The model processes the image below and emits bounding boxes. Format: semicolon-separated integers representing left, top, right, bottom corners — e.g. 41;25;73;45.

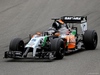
58;20;64;24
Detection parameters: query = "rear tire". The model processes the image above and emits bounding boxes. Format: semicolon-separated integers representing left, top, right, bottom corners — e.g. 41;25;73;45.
9;38;25;53
50;38;65;59
83;30;98;50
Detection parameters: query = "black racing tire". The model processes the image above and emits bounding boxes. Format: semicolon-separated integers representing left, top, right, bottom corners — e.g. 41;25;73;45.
83;30;98;50
9;38;25;53
50;38;65;59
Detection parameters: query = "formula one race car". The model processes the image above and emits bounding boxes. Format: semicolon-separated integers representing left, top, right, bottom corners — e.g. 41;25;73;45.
4;16;98;60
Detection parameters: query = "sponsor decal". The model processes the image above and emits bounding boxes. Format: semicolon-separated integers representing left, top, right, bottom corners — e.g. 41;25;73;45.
64;16;81;20
32;39;36;42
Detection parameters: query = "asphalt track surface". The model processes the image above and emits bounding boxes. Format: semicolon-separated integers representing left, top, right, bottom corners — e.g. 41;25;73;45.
0;0;100;75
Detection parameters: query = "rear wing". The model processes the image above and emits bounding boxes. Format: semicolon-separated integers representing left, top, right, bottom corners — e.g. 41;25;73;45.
61;16;87;33
61;16;87;23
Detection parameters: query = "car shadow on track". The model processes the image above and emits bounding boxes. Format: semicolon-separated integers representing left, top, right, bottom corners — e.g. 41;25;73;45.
65;49;88;56
65;48;99;56
4;58;55;62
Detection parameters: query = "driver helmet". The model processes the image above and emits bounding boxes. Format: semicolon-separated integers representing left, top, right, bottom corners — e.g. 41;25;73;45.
52;20;65;30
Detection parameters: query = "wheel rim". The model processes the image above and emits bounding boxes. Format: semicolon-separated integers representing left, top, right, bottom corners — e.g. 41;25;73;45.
93;33;97;47
59;47;64;56
17;41;24;51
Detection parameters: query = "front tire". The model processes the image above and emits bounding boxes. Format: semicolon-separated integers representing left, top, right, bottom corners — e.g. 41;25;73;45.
50;38;65;59
9;38;25;53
